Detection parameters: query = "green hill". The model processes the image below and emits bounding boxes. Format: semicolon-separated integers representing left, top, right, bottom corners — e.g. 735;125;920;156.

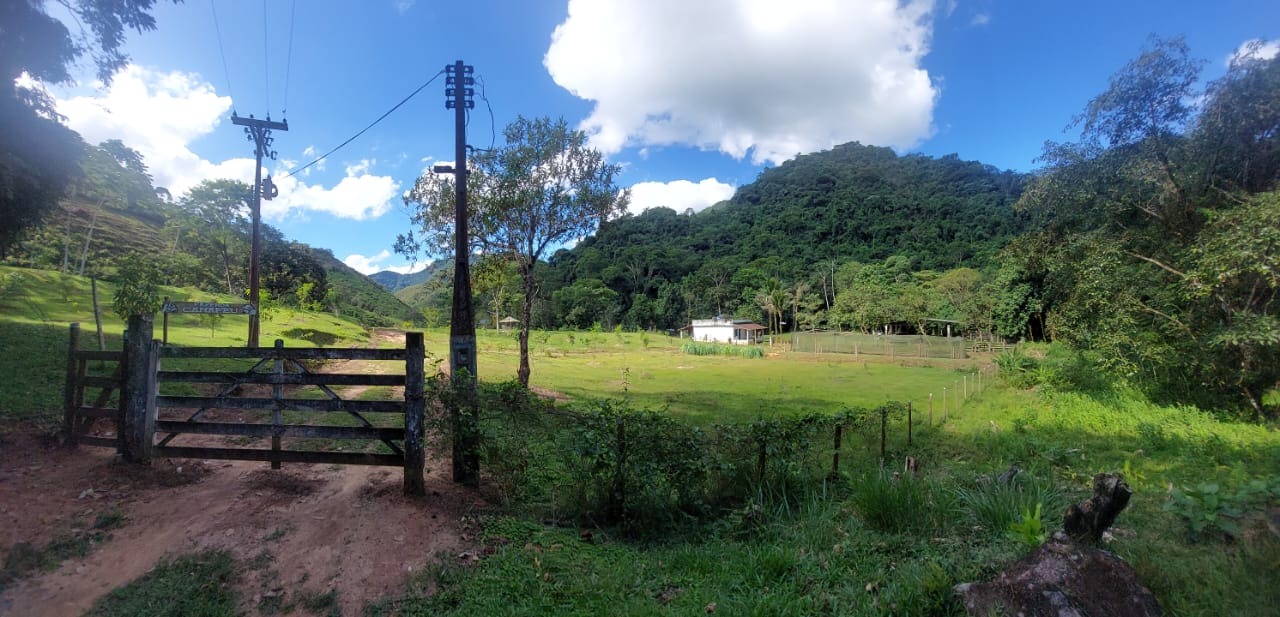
3;187;418;329
307;248;423;327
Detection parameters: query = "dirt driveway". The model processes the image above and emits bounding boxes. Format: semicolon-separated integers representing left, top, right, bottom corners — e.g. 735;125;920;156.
0;432;482;616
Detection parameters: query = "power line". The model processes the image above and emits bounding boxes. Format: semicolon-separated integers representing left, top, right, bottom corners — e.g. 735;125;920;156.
476;74;495;151
282;0;297;117
209;0;236;112
286;70;446;178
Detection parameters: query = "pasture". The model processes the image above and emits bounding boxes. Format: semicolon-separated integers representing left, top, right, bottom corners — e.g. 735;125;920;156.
2;267;1278;615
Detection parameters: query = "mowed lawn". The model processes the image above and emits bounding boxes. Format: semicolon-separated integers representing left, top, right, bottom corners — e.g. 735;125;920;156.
429;329;981;423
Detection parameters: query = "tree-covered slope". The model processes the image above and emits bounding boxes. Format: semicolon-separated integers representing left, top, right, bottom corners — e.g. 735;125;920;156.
306;248;423;327
541;143;1028;330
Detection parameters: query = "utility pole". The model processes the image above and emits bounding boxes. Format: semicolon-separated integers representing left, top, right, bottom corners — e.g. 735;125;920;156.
438;60;479;486
232;113;287;347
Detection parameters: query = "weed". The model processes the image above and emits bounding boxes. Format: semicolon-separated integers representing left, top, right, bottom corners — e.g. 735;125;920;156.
1007;503;1047;550
956;471;1063;536
85;551;238;617
849;468;934;534
1163;478;1279;542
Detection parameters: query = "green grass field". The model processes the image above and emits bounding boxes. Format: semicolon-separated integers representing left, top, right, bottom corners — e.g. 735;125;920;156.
3;266;1279;615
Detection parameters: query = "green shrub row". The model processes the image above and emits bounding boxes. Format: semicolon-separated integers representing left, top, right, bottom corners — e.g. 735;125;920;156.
428;380;922;535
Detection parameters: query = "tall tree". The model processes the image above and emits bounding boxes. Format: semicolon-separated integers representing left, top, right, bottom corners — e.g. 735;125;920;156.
1012;37;1280;416
400;116;627;386
176;179;252;295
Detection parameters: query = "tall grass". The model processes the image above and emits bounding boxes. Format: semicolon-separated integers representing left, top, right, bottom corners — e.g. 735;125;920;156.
681;341;765;358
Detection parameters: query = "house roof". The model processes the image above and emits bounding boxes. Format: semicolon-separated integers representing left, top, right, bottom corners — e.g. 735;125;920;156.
736;323;766;331
499;316;519;324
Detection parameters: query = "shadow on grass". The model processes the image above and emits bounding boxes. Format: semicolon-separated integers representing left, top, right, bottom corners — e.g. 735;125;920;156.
281;328;340;347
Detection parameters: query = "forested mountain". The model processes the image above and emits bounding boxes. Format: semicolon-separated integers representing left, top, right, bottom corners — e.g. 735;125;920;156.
369;266;441;292
537;143;1028;332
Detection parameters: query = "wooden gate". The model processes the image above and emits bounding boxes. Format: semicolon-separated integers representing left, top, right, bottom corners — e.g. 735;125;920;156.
63;317;427;495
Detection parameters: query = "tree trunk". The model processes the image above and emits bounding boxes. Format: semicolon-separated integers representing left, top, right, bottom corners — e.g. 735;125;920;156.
518;262;534;388
220;242;234;296
76;211;98;276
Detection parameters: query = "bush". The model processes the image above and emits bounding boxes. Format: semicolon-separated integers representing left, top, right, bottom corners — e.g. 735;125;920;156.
465;382;887;536
955;469;1063;536
850;468;935;533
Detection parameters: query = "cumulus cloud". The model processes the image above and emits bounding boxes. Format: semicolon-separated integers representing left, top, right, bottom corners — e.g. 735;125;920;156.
544;0;938;165
343;250;428;275
1228;38;1280;67
627;178;735;216
55;65;398;221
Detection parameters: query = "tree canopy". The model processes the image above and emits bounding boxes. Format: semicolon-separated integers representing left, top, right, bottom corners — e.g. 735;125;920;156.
400;116;627;385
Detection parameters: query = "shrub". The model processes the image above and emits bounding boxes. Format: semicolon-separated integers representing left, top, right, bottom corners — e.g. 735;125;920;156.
955;470;1063;536
850;468;935;534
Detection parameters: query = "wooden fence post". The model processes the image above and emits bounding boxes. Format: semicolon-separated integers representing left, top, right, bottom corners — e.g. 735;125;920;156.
928;393;934;427
403;332;426;496
757;435;768;485
879;407;887;462
831;423;843;477
144;339;159;459
612;415;627;521
907;401;913;446
62;323;81;446
942;387;948;423
121;315;154;463
271;339;284;469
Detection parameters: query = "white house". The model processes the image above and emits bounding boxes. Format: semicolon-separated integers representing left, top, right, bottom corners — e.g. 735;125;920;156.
688;317;765;345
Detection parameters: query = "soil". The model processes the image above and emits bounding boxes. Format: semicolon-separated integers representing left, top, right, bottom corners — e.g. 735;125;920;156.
0;432;484;616
0;328;488;616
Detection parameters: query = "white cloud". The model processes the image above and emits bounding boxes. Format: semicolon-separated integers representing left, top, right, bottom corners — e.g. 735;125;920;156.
970;13;990;26
270;168;399;221
393;0;415;14
55;65;399;221
544;0;938;165
627;178;735;216
1227;38;1280;67
343;250;428;275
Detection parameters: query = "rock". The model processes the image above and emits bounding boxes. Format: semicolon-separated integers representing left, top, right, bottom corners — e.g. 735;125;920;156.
1063;473;1132;544
954;536;1161;617
955;472;1158;617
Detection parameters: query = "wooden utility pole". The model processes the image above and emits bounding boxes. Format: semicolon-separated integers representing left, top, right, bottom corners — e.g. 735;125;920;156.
231;113;287;347
439;61;479;486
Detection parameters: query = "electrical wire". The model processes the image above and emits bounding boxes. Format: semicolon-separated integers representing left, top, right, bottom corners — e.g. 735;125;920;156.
263;0;271;114
209;0;236;112
477;74;495;151
285;70;446;178
282;0;296;117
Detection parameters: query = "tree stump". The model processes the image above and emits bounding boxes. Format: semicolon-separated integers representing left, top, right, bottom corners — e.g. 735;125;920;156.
1063;472;1132;544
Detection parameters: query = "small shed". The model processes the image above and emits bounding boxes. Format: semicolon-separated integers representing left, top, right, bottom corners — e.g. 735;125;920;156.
689;317;764;345
498;316;519;331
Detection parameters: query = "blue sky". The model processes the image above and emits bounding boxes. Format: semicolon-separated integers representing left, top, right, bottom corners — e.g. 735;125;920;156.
45;0;1279;275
